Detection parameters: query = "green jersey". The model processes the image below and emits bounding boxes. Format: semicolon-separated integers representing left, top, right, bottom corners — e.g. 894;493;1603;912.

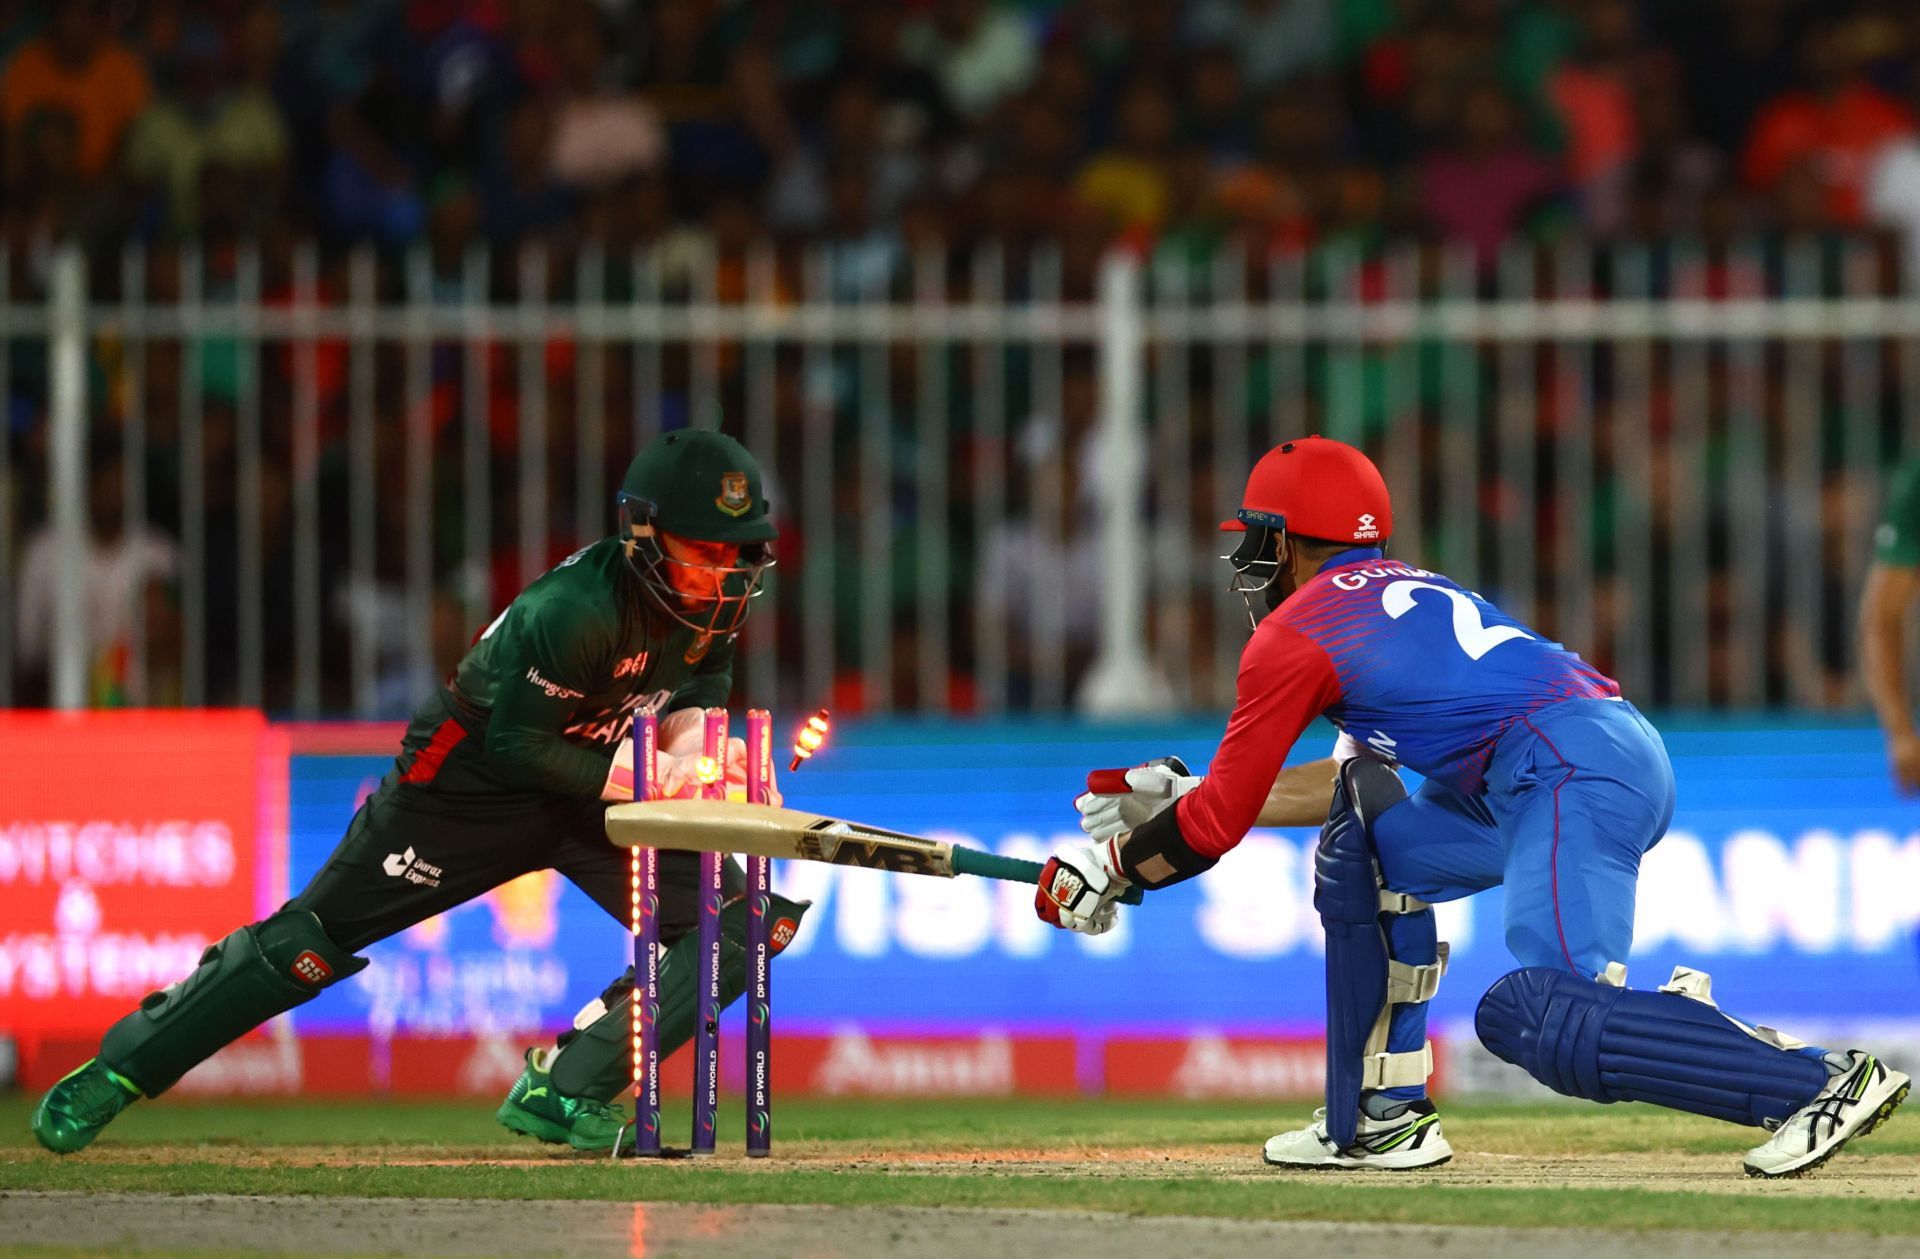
1876;458;1920;567
391;537;735;803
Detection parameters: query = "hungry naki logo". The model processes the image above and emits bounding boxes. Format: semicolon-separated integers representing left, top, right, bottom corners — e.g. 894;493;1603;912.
716;472;751;517
525;666;585;700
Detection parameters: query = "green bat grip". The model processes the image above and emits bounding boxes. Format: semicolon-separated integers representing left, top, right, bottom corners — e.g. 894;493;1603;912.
948;845;1147;905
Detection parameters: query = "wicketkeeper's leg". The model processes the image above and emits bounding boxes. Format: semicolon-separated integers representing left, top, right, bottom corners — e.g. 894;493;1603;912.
494;827;812;1148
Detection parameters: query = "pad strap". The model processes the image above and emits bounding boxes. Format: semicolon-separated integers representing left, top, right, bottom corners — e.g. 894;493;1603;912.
1379;890;1429;914
1362;1044;1435;1090
1387;948;1448;1006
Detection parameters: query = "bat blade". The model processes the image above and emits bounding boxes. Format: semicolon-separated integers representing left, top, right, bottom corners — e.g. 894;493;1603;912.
606;799;959;878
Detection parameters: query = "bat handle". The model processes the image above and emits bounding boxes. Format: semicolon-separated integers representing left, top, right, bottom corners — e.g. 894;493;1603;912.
948;846;1146;906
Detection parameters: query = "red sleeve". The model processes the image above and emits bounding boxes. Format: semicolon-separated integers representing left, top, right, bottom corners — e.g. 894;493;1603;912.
1173;619;1342;858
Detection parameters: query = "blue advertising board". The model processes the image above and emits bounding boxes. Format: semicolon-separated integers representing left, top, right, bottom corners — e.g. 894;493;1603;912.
285;716;1920;1041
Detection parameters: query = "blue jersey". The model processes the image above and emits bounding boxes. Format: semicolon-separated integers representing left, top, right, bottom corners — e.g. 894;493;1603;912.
1282;550;1619;791
1176;548;1619;855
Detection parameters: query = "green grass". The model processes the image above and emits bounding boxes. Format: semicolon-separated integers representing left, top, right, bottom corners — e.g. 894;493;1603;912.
3;1096;1917;1235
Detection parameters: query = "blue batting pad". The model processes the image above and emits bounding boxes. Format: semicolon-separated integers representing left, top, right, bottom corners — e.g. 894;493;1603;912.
1476;966;1828;1127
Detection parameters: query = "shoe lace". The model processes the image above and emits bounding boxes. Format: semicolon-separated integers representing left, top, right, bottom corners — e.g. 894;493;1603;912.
1780;1060;1868;1150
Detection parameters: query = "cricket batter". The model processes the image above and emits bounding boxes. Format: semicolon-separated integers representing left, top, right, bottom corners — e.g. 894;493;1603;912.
33;430;810;1154
1038;435;1909;1177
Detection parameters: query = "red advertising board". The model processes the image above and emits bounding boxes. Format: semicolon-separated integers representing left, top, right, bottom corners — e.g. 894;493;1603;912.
1105;1033;1443;1099
0;711;284;1066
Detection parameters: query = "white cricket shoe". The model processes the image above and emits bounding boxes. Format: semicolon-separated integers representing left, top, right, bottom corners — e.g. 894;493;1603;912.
1262;1098;1453;1171
1743;1050;1909;1179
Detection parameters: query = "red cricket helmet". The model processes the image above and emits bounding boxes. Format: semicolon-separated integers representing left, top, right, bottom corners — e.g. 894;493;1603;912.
1220;435;1392;544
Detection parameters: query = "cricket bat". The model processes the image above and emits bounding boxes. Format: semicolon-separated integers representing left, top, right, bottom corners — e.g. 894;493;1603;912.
605;799;1146;905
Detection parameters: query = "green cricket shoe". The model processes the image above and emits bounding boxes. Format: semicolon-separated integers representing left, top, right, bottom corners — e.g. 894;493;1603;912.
495;1049;628;1152
32;1058;142;1154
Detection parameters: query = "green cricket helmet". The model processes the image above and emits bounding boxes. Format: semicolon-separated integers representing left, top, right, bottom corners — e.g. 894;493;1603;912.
617;429;776;637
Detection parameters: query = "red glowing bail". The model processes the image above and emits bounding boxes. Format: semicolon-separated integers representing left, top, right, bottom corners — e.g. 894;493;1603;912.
788;709;832;772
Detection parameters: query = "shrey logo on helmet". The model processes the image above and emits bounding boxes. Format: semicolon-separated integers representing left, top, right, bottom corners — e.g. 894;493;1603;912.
716;472;752;517
1356;513;1379;541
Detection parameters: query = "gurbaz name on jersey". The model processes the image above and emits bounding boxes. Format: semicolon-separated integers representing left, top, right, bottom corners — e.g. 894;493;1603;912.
1325;562;1437;592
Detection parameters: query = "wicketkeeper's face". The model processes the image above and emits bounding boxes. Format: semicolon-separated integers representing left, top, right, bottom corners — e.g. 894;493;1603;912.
657;531;744;606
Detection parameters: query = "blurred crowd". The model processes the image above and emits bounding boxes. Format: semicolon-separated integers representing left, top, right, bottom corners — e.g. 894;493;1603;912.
5;1;1920;266
7;0;1920;263
6;0;1920;715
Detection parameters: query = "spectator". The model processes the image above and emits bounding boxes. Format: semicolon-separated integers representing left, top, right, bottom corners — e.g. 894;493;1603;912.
547;3;665;190
408;0;518;176
823;164;901;299
767;76;926;235
841;1;961;153
13;437;180;706
1742;18;1915;228
3;107;118;250
1418;80;1562;267
975;351;1104;704
1544;0;1641;231
1661;0;1799;157
124;12;288;237
1;3;151;182
1184;0;1335;92
1074;76;1179;233
901;0;1037;122
481;97;575;247
1182;45;1252;164
1614;68;1723;239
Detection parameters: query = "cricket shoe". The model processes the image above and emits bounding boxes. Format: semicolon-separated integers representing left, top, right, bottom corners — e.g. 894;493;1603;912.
1262;1098;1453;1171
1743;1050;1909;1179
32;1058;142;1154
495;1048;628;1152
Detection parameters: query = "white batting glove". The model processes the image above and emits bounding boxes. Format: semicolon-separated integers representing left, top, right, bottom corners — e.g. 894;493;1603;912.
1036;838;1129;935
1074;759;1199;840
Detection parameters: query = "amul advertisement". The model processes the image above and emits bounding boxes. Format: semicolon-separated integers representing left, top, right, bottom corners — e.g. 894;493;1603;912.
0;711;284;1035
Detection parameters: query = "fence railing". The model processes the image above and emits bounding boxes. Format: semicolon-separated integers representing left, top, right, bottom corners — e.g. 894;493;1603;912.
2;237;1912;716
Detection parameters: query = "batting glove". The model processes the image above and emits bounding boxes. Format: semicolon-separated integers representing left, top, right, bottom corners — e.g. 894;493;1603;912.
1074;756;1198;840
1036;837;1129;935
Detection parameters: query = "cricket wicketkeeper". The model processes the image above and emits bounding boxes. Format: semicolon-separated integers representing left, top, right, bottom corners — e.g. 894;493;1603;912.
1039;435;1909;1178
33;430;810;1154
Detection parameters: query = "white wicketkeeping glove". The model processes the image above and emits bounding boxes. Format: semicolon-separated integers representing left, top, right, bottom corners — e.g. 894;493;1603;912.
1074;758;1199;840
638;709;784;803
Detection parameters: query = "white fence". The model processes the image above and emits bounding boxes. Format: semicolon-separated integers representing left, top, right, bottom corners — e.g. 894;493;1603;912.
1;238;1912;715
